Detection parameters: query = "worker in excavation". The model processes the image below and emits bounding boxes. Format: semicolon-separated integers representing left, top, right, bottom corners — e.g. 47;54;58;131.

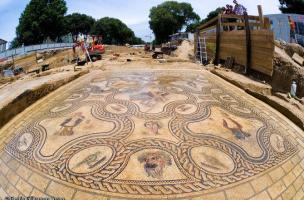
288;16;296;43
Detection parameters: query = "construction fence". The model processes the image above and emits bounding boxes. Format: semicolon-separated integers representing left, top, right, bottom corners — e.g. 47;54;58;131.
0;43;74;59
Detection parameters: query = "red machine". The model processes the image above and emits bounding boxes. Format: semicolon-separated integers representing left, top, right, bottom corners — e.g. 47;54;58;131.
89;35;105;59
73;35;105;63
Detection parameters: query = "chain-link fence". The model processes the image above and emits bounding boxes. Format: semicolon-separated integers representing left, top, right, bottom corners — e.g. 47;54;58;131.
0;43;74;59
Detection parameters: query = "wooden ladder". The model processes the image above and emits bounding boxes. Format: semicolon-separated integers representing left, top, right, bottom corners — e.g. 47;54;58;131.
197;36;208;65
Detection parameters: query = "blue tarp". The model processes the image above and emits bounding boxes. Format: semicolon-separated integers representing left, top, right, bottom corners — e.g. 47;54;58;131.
266;14;304;46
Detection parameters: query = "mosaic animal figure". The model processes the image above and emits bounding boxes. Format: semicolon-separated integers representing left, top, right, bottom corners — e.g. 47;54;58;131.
223;118;251;140
144;121;161;135
56;112;85;136
177;105;192;112
138;151;172;179
200;153;228;171
73;151;106;169
130;90;169;107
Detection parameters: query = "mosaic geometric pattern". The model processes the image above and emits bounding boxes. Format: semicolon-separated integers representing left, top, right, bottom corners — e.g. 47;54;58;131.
4;70;298;199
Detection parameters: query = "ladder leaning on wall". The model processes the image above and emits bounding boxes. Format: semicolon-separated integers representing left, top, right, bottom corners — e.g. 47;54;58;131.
196;36;208;65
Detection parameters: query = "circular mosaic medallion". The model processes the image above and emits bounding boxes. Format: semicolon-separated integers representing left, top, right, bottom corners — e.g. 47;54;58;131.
106;104;128;114
17;133;33;152
190;146;235;174
68;146;113;174
175;104;197;115
270;134;285;153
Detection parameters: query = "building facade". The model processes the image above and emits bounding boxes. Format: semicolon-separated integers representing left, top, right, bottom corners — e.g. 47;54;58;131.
0;39;7;53
169;32;194;42
266;14;304;46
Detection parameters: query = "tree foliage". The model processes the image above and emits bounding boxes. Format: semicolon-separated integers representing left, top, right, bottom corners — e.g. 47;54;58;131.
15;0;67;46
279;0;304;14
202;7;223;23
149;1;200;43
12;0;144;47
186;7;222;33
64;13;95;35
91;17;144;45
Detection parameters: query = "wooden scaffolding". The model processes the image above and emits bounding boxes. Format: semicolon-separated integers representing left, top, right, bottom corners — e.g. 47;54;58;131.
195;7;275;76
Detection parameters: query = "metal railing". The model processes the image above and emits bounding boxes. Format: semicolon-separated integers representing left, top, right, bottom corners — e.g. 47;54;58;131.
0;43;74;59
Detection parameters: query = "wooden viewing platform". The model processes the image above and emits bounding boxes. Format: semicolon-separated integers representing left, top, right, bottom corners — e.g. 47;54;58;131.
195;7;274;76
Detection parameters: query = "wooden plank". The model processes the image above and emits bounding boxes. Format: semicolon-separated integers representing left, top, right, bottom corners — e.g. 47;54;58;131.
220;46;273;61
219;51;273;76
219;49;273;76
264;17;271;29
221;22;261;28
252;62;273;71
215;14;221;65
202;23;274;76
222;22;245;27
200;35;216;40
221;40;273;49
203;32;216;36
200;25;217;33
244;12;251;74
220;29;272;36
221;14;260;21
252;61;273;70
220;35;273;42
258;5;265;29
251;65;272;76
197;16;219;30
220;44;274;56
220;32;274;49
251;61;273;74
252;53;274;63
252;66;273;74
219;47;274;63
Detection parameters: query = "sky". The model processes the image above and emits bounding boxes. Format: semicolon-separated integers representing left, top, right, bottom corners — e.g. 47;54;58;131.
0;0;281;43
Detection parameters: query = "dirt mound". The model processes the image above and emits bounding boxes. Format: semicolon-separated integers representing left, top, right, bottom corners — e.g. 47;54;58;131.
272;41;304;97
284;43;304;57
172;40;194;61
105;45;143;55
0;49;74;72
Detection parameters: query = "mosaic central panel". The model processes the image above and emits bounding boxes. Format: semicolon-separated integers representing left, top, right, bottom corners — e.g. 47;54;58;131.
5;70;298;199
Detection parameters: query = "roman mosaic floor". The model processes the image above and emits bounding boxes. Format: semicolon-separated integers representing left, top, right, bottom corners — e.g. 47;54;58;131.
0;69;304;200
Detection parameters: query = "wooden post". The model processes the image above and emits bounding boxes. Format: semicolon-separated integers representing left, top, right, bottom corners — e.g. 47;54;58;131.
12;55;15;69
214;14;221;65
244;12;251;74
258;5;265;29
35;50;38;64
194;30;198;60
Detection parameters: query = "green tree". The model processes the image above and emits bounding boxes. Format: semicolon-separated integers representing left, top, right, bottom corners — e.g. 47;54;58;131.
149;1;200;43
186;22;200;32
202;7;223;23
64;13;95;36
92;17;142;45
132;37;145;45
14;0;67;46
10;38;21;49
186;7;223;32
279;0;304;14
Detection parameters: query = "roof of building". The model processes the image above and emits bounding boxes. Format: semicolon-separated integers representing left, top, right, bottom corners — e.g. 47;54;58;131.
0;39;7;44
